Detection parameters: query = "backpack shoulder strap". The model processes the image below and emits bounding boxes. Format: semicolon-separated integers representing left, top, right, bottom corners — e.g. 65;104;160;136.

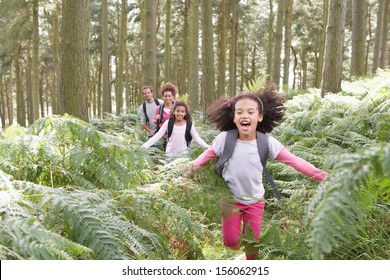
154;98;160;106
185;121;192;147
167;118;174;139
215;129;238;176
142;102;149;124
156;104;165;126
256;131;269;167
256;131;282;199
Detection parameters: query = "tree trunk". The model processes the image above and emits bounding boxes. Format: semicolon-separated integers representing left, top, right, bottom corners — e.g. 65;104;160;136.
372;0;385;74
321;0;347;96
229;0;238;97
164;0;172;82
0;74;5;128
283;0;293;88
178;0;189;96
7;70;13;125
188;0;199;107
217;0;227;99
315;0;328;88
271;0;285;86
351;0;367;77
115;0;127;115
266;0;274;80
142;0;157;92
291;46;298;89
379;0;389;69
60;0;90;122
201;0;215;113
52;2;60;115
101;0;111;116
301;49;307;90
15;42;26;127
32;0;40;121
365;3;373;75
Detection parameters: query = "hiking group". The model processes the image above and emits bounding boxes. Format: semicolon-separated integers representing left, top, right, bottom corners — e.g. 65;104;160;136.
139;82;328;260
139;82;209;154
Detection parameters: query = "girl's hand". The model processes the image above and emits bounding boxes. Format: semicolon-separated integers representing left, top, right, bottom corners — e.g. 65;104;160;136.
184;162;196;178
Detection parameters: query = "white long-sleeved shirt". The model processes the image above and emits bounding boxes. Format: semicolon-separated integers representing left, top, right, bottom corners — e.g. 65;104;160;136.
142;120;209;154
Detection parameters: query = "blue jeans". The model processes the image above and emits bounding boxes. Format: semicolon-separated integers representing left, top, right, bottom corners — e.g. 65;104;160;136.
147;135;164;151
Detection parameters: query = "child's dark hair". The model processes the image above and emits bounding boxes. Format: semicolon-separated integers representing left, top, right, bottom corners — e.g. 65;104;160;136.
206;83;285;133
160;82;177;96
170;101;192;122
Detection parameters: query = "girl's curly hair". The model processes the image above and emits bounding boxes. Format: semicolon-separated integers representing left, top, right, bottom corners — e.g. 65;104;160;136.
206;83;285;133
160;82;177;97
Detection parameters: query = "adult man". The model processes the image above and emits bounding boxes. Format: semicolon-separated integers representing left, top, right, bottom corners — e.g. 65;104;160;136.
139;85;163;139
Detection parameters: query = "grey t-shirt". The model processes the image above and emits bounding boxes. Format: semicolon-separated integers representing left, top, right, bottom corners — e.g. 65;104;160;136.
139;99;163;136
212;131;284;204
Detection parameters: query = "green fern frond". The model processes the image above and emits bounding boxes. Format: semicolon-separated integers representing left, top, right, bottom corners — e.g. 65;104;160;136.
306;143;390;259
243;76;267;92
109;217;167;260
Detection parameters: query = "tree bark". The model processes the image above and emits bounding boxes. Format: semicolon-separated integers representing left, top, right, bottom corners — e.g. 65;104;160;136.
217;0;227;99
321;0;347;96
271;0;285;86
201;0;215;113
101;0;111;116
372;0;385;74
60;0;90;122
315;0;328;88
115;0;127;115
32;0;40;121
15;42;26;127
266;0;274;81
283;0;293;87
229;0;238;97
164;0;172;83
379;0;389;69
188;0;199;107
351;0;367;77
142;0;157;93
52;2;60;115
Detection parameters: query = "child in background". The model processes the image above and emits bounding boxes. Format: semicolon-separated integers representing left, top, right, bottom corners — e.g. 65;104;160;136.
187;83;327;260
142;101;209;155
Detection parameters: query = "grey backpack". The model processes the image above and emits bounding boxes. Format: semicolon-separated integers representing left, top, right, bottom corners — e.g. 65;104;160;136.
215;129;282;199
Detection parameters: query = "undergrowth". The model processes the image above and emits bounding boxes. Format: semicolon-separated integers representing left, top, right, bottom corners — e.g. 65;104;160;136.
0;71;389;259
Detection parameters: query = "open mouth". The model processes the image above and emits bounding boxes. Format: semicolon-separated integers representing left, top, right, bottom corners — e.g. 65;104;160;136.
240;121;251;130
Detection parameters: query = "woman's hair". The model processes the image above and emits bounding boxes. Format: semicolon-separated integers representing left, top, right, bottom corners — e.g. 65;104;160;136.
170;101;192;122
206;83;285;133
160;82;177;97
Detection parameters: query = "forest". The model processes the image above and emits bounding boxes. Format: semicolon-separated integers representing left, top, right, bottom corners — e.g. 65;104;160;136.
0;0;389;260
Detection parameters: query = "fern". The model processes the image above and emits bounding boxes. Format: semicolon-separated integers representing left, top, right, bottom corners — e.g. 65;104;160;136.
306;144;390;259
118;188;211;259
0;115;153;190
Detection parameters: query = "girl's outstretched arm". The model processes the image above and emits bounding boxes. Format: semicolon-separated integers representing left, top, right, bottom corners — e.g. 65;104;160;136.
141;121;168;149
187;146;218;171
275;148;328;182
190;125;210;149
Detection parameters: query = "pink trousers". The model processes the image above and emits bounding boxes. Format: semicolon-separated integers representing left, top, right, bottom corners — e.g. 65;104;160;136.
221;200;265;260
